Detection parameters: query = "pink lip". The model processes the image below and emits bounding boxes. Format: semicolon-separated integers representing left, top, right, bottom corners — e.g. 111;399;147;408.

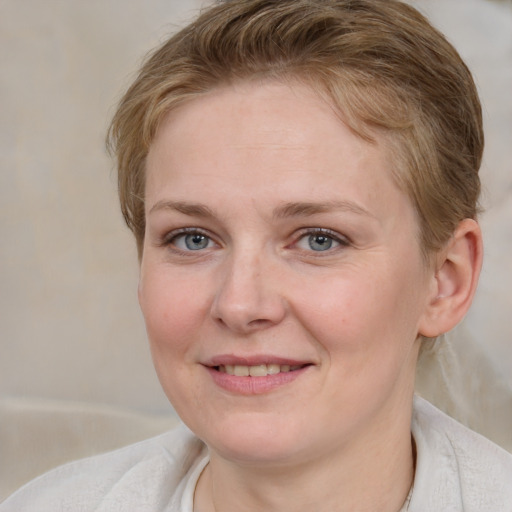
203;355;313;395
206;354;309;367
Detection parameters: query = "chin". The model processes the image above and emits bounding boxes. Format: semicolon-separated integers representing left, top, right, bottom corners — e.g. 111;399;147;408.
190;411;309;465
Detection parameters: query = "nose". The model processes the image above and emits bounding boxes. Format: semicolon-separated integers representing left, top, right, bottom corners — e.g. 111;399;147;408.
210;250;286;334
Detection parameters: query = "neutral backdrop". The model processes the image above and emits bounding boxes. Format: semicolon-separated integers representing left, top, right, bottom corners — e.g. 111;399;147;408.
1;0;511;416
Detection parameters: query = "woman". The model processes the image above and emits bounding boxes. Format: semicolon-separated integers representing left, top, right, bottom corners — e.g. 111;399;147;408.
2;0;511;510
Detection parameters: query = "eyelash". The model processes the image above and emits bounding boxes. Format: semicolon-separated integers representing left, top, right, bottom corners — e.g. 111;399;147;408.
293;228;350;254
161;228;219;253
160;227;350;255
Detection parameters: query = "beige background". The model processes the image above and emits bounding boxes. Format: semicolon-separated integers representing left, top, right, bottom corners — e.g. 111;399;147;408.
1;0;511;417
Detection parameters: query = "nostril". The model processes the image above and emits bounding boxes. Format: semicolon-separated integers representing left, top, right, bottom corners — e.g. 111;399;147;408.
210;279;286;332
248;318;272;327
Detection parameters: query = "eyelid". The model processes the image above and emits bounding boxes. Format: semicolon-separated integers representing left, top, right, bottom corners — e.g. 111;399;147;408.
291;227;350;250
161;227;220;251
158;226;349;253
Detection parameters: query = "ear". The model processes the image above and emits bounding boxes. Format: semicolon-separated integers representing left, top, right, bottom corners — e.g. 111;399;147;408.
419;219;483;338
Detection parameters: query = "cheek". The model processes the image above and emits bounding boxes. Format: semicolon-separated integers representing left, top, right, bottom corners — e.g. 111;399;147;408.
291;264;424;357
139;269;209;356
138;269;211;414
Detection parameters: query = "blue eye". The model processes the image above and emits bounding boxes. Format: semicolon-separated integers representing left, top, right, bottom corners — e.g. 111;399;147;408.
307;234;336;251
172;232;214;251
295;230;345;252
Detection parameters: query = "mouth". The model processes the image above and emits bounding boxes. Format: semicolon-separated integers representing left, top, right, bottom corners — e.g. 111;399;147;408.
205;359;312;394
214;363;308;377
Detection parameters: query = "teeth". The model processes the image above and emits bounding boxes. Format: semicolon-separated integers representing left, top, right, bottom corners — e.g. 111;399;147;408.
220;364;303;376
249;364;267;377
234;365;250;377
266;364;280;375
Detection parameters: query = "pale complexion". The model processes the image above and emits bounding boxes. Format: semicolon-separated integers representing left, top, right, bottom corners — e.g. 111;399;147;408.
139;81;480;512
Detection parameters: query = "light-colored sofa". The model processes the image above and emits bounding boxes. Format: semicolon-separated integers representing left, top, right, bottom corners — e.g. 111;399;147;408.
2;328;511;503
0;397;177;501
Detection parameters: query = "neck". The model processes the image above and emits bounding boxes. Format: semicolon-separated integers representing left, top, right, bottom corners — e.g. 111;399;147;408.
194;394;416;512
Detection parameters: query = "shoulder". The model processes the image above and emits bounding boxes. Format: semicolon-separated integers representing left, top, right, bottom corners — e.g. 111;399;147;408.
410;396;512;512
0;423;205;512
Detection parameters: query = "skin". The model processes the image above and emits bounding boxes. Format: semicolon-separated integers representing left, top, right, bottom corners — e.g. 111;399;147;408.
138;81;481;512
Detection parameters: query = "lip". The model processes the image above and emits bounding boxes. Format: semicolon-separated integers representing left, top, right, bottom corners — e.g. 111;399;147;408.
206;354;309;367
203;354;313;395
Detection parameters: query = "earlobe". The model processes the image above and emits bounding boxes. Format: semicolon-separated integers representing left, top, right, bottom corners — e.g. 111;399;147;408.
419;219;483;338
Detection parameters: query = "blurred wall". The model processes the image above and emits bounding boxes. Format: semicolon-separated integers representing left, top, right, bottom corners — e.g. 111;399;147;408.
414;0;512;381
0;0;203;414
1;0;511;415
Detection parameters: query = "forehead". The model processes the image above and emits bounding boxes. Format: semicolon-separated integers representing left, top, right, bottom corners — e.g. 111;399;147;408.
145;81;412;224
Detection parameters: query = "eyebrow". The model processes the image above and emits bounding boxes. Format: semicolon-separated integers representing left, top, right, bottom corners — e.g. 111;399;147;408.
149;199;374;220
272;201;374;219
149;200;216;218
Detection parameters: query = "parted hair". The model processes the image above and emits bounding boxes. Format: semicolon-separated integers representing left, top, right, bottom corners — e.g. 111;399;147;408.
107;0;483;261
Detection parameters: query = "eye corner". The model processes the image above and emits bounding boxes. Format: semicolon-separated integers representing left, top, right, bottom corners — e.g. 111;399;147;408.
291;228;350;254
159;227;221;254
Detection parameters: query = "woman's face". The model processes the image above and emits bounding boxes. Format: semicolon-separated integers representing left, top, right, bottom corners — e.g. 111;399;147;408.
140;81;434;466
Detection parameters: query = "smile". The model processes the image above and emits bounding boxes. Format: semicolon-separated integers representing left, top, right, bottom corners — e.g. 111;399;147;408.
206;361;312;394
216;364;305;377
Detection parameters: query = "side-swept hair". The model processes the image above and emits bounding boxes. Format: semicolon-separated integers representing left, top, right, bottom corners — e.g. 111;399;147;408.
108;0;483;261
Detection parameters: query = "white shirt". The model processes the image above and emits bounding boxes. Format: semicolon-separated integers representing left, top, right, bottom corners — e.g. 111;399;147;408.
2;397;511;511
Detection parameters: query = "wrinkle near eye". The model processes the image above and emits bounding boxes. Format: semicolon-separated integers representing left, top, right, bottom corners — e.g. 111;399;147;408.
176;233;212;251
294;230;345;252
164;229;218;252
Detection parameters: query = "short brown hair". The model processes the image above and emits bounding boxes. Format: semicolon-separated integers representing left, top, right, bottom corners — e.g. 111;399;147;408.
107;0;483;261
